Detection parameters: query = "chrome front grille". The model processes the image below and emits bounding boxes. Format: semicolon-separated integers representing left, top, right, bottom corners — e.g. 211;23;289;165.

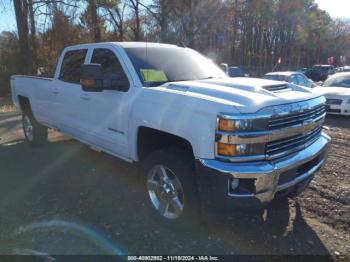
268;104;326;130
267;126;322;158
215;96;326;162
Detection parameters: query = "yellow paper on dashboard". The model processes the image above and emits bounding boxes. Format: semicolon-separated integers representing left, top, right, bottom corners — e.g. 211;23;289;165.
140;69;168;83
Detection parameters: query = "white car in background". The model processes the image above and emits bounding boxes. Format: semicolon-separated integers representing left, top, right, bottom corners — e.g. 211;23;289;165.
264;71;316;88
315;72;350;116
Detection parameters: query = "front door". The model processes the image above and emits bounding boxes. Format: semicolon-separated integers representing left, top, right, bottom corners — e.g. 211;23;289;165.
78;47;132;159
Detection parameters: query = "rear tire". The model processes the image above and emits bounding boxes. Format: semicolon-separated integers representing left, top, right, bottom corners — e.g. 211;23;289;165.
140;147;199;228
22;110;48;147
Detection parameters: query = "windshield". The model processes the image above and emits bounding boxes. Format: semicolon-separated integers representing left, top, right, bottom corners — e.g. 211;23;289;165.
124;47;226;87
323;75;350;88
264;74;287;82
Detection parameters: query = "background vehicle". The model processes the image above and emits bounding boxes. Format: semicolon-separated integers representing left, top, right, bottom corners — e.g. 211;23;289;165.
11;42;331;225
335;66;350;73
315;72;350;115
227;66;249;77
297;68;309;74
305;65;335;82
264;71;315;88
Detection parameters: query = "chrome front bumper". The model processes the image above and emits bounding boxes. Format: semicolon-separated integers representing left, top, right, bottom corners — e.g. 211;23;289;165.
198;132;331;206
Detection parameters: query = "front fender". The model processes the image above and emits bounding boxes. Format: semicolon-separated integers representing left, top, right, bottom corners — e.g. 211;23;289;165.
127;88;238;161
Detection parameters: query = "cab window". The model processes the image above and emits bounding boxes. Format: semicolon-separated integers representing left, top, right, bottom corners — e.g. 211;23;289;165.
91;48;129;91
59;49;88;84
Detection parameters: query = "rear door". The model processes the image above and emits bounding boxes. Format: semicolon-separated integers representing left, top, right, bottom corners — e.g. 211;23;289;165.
54;48;89;136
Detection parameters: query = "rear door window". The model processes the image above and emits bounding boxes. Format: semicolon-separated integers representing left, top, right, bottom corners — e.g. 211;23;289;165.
59;49;88;84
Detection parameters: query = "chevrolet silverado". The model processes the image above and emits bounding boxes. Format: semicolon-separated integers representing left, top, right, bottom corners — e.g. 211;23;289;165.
11;42;331;224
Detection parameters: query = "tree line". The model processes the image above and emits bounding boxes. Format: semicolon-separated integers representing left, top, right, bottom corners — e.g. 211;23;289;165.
0;0;350;95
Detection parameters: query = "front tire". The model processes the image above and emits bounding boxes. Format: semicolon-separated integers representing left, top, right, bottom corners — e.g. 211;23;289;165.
22;111;48;147
140;147;199;227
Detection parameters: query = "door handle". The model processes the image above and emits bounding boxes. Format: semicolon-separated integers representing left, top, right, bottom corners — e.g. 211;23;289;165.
52;88;59;94
80;94;90;100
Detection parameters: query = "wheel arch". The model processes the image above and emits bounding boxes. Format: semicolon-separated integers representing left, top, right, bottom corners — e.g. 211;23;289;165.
17;95;31;113
136;126;195;162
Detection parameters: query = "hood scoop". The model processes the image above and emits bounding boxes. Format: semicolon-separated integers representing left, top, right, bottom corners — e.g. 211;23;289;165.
262;84;291;92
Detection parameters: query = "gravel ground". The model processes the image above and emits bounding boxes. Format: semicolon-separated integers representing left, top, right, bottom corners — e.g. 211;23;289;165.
299;116;350;232
0;103;349;260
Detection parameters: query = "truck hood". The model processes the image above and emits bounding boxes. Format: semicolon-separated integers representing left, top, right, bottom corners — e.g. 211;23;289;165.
157;77;320;113
314;86;350;97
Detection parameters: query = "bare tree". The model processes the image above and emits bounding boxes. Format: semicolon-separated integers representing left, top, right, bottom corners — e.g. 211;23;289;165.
127;0;141;41
101;0;127;41
141;0;174;42
88;0;102;42
13;0;33;73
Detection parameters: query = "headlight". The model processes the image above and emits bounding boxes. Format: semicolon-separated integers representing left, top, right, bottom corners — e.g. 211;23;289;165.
218;117;268;132
217;115;268;158
217;143;265;157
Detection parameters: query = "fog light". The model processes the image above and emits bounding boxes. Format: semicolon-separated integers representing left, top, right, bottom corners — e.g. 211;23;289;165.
230;178;239;191
217;143;236;156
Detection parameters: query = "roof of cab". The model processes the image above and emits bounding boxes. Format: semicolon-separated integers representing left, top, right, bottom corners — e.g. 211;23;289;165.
65;42;181;50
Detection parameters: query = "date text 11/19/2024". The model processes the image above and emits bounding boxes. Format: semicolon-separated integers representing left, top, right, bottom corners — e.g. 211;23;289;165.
127;255;220;261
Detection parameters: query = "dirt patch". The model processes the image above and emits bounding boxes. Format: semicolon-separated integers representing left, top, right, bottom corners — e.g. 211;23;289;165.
0;97;16;113
295;115;350;258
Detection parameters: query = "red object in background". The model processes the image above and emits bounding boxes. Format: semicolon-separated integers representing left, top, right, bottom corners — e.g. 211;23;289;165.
328;57;334;65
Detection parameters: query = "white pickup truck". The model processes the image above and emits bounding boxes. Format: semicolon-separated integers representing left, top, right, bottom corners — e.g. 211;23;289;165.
11;42;331;224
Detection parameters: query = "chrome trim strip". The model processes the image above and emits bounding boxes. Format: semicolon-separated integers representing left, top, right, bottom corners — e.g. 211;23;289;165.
269;107;325;127
217;114;325;145
216;154;266;163
266;130;321;160
267;127;321;148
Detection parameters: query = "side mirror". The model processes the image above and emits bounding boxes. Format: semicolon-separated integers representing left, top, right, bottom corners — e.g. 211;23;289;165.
81;64;103;92
81;64;130;92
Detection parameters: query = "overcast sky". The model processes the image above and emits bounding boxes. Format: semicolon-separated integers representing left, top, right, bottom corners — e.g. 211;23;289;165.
315;0;350;19
0;0;349;33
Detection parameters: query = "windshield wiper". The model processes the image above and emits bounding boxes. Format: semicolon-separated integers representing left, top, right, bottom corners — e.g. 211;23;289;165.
168;79;192;82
